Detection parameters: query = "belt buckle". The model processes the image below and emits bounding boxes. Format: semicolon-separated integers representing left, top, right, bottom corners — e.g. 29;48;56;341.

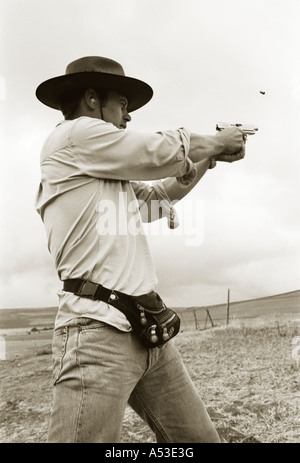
76;280;98;299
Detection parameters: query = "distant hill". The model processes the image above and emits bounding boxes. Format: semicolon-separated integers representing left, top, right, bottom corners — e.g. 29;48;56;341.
0;290;299;330
176;290;300;325
178;289;300;312
0;307;57;330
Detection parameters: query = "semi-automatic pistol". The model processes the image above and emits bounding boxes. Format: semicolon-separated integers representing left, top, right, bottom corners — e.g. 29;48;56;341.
216;122;258;135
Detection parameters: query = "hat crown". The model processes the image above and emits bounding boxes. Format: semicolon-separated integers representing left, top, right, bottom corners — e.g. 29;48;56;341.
65;56;126;77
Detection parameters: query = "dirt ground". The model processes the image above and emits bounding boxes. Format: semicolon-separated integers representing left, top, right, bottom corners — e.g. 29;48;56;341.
0;315;299;443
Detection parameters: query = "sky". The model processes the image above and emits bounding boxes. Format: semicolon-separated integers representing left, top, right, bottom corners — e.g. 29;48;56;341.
0;0;300;309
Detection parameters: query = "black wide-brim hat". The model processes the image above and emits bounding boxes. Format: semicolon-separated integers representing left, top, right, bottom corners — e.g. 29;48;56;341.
35;56;153;113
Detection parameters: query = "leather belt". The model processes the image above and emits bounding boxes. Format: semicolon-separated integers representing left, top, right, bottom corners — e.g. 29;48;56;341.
63;279;120;303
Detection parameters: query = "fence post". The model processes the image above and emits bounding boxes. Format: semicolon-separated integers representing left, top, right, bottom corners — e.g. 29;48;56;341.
206;309;214;328
227;288;230;325
193;309;199;330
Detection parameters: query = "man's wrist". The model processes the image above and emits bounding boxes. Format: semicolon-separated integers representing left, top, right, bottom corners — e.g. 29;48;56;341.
204;135;225;156
189;134;224;162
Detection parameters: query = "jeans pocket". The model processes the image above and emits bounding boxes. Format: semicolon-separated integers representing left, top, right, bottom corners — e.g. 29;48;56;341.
52;327;68;386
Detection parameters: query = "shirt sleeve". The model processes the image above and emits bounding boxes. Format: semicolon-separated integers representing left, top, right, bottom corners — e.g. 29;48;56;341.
71;117;194;181
131;180;180;229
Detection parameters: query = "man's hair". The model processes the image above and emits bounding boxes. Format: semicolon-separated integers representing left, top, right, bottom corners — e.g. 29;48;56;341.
59;88;109;120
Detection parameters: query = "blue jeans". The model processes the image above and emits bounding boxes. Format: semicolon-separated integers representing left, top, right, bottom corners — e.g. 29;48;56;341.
47;317;220;443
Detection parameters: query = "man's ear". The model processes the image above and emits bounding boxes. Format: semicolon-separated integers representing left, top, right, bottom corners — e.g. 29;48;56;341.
85;88;98;110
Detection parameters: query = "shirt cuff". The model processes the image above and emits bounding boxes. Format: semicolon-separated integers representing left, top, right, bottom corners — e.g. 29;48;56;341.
176;162;197;186
175;127;196;185
151;180;180;229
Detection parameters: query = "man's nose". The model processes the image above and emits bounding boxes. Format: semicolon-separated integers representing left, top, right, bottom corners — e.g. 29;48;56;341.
124;112;131;122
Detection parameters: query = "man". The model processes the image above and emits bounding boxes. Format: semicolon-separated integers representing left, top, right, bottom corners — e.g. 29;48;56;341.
35;56;245;443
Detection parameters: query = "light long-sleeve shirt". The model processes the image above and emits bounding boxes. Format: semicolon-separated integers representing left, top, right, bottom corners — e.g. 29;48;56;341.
36;116;194;330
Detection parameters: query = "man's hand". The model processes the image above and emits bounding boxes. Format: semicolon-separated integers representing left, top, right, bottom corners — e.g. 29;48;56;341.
189;128;246;164
215;142;246;163
215;127;246;162
215;127;245;154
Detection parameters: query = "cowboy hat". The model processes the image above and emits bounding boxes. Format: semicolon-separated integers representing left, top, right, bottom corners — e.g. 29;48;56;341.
35;56;153;112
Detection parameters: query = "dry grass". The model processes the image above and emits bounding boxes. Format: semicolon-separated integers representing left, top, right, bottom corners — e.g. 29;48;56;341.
174;318;300;443
0;316;299;443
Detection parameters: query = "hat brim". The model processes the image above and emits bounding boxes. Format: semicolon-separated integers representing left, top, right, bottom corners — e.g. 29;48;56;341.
36;72;153;112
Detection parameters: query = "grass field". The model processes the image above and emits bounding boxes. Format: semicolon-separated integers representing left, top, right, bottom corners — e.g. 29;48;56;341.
0;291;299;443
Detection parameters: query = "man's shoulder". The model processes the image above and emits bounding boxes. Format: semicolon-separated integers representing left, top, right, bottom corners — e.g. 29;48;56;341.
71;116;117;139
53;116;111;132
73;116;111;129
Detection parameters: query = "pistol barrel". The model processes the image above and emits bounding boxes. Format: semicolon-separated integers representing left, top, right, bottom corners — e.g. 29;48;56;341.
216;122;258;135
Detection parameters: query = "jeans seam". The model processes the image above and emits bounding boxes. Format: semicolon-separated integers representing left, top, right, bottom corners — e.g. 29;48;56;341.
74;328;85;443
132;390;171;443
80;323;108;332
53;326;68;386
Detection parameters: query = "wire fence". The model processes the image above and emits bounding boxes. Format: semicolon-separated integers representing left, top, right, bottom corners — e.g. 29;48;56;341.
176;289;231;332
175;289;300;332
176;306;229;332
